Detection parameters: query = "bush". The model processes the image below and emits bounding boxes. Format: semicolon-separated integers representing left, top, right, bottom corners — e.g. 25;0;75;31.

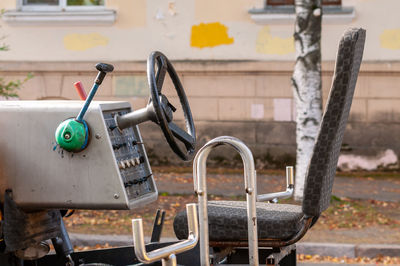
1;9;33;98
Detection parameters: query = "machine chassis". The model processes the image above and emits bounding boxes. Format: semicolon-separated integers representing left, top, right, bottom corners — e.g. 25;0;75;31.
0;101;158;210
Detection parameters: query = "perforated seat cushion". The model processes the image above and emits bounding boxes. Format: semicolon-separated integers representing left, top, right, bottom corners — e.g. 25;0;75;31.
174;201;304;242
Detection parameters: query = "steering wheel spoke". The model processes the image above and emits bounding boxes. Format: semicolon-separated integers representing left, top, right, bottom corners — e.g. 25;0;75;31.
168;122;195;150
156;57;167;93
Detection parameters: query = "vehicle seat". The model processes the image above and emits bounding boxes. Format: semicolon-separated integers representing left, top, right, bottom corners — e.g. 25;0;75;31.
173;27;366;247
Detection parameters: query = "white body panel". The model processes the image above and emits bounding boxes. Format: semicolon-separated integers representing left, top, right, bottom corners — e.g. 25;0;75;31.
0;101;157;210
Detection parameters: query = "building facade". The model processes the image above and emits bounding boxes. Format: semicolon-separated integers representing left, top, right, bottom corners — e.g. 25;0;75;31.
1;0;400;167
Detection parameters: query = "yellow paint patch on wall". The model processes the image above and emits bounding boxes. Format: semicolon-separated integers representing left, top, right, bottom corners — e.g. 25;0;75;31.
106;0;146;29
256;26;294;55
380;29;400;50
64;33;109;51
191;22;234;48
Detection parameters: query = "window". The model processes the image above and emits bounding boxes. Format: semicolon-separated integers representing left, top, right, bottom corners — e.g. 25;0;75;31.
266;0;341;5
3;0;114;26
249;0;354;24
20;0;105;11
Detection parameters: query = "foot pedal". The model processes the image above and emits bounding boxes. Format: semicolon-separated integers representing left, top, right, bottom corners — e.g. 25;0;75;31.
150;209;165;243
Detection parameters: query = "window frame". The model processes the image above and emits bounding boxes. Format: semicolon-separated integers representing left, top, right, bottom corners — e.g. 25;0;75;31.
18;0;106;12
266;0;342;6
249;0;354;24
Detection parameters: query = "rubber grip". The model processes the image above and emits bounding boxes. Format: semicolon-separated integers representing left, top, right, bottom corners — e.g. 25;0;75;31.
95;63;114;73
74;81;87;100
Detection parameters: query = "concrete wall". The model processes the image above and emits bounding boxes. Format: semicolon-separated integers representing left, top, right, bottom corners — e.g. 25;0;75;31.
1;60;400;167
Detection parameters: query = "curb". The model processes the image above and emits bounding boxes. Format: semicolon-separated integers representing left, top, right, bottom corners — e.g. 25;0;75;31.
297;242;400;258
355;244;400;258
69;233;133;247
69;233;177;247
69;234;400;258
297;243;355;258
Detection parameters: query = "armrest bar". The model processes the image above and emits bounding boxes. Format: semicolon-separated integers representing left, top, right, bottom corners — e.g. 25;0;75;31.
257;166;294;202
132;203;198;265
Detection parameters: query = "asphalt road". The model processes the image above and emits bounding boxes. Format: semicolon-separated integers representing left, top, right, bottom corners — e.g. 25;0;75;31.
154;172;400;202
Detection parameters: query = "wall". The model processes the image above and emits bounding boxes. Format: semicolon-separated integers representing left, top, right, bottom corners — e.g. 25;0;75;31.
0;0;400;61
1;60;400;167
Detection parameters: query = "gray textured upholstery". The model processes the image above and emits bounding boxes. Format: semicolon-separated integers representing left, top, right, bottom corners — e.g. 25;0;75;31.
302;28;366;217
174;201;303;241
173;28;366;242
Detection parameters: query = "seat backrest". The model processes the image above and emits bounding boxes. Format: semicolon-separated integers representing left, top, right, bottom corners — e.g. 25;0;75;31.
302;28;366;217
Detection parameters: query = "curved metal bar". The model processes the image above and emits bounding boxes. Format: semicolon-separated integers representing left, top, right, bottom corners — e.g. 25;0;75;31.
132;203;198;266
194;136;259;266
257;166;294;202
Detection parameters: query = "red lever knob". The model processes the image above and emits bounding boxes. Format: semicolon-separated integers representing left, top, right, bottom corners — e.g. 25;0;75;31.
74;81;87;100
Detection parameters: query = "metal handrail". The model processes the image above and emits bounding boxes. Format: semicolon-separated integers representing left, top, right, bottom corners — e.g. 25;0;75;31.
257;166;294;202
193;136;259;266
132;203;198;266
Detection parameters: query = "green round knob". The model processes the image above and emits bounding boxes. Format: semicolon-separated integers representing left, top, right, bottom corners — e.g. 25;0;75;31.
55;118;89;152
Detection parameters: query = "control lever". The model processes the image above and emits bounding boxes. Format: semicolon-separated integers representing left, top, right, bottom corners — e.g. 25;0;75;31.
132;204;198;266
55;63;114;152
76;63;113;122
74;81;87;100
150;209;166;243
51;217;74;266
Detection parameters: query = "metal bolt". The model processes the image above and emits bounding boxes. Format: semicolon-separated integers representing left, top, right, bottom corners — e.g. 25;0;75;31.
196;190;204;196
113;193;120;199
95;134;101;139
64;133;71;140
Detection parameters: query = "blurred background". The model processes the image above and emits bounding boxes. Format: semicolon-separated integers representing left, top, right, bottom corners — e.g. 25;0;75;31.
0;1;399;264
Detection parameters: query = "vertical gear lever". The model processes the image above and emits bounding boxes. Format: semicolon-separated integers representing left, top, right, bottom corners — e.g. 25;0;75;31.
76;63;114;122
55;63;114;152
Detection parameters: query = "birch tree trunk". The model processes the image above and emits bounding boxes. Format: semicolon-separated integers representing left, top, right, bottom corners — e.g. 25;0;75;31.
292;0;323;200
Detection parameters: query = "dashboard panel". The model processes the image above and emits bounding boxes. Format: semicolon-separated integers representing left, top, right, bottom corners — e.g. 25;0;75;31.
103;109;155;201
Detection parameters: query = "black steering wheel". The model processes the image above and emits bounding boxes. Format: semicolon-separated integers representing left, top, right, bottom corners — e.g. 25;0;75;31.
147;51;196;161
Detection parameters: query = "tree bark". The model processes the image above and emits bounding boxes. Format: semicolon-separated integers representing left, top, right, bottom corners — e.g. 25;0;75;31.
292;0;323;200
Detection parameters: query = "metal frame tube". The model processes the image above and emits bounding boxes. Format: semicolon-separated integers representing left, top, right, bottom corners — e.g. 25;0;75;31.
132;203;198;265
115;106;152;130
257;166;294;202
193;136;259;266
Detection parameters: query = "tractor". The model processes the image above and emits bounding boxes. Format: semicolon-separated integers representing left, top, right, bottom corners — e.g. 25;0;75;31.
0;28;365;266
